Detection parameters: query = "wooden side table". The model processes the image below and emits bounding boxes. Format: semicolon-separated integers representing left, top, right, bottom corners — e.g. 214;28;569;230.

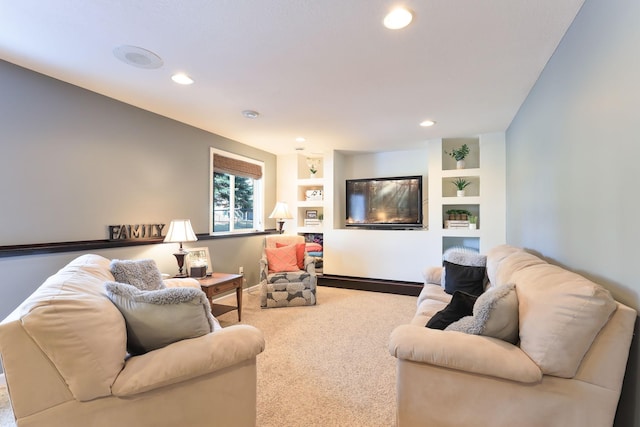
198;273;243;322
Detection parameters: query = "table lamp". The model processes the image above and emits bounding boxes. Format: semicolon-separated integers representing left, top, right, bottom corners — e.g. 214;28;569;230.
269;202;293;234
164;219;198;277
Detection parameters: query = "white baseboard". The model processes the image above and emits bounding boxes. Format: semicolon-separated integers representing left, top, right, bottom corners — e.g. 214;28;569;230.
244;283;260;294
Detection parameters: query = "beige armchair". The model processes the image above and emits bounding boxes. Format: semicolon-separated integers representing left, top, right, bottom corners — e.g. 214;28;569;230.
260;235;317;308
0;254;265;427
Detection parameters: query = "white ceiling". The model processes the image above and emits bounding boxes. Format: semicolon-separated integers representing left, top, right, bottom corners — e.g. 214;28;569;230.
0;0;584;155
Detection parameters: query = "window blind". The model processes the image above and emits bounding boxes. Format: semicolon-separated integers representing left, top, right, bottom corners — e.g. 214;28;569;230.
213;154;262;179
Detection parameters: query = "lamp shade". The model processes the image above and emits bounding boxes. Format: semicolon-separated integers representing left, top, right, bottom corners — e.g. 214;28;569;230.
268;202;293;219
164;219;198;243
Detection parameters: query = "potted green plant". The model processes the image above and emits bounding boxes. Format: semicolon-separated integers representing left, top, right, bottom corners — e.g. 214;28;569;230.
445;144;470;169
458;209;472;220
452;178;471;197
468;215;478;230
445;209;457;220
306;157;320;178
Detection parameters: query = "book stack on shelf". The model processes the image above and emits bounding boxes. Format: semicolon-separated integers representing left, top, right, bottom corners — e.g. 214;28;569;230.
304;219;322;229
444;220;470;229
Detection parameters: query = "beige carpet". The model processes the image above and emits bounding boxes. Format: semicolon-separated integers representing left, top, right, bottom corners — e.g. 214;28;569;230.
0;385;11;427
0;286;417;426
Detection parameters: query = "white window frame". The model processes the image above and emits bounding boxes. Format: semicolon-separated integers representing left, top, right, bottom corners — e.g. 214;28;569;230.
209;148;264;235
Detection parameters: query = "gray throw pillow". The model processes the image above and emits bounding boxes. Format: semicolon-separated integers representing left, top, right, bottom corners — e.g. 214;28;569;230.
110;259;165;291
104;281;216;355
445;283;519;344
443;249;487;267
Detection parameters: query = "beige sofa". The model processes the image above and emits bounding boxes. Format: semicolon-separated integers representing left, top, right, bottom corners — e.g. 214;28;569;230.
389;245;636;427
0;254;265;427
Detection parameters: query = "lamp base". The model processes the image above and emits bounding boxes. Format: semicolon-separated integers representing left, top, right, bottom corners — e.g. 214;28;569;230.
173;251;188;277
276;220;285;234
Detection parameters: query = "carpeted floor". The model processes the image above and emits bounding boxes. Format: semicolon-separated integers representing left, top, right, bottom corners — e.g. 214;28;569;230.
0;385;11;427
0;286;417;426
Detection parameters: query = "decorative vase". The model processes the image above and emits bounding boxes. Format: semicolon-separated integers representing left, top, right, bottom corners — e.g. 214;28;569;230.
310;171;316;178
457;190;465;197
456;160;465;169
469;223;477;230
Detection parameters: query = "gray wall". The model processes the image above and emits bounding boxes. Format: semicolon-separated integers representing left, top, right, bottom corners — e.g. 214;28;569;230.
0;59;276;321
506;0;639;425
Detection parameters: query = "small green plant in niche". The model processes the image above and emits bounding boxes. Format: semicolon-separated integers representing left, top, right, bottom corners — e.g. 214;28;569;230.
452;178;471;190
446;209;472;220
445;144;470;161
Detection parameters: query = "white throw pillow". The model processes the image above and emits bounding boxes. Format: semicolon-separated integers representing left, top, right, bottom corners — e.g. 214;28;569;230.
443;249;486;267
110;259;165;291
446;283;519;344
514;264;617;378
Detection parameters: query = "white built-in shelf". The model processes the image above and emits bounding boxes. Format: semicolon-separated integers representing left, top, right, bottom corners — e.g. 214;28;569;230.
441;168;481;178
292;156;327;234
442;229;481;237
430;134;506;255
297;200;324;208
298;226;324;233
297;178;324;186
442;196;481;205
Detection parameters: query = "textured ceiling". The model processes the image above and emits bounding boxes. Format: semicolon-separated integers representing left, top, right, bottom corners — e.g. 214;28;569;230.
0;0;584;155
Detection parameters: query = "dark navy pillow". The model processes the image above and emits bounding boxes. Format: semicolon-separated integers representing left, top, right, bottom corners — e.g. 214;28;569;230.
426;290;478;329
443;260;486;297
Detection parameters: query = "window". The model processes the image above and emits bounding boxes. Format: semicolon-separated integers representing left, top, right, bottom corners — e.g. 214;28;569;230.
210;148;264;234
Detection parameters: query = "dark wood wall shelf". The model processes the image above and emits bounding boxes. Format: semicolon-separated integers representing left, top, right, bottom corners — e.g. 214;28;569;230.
0;238;164;258
0;230;275;258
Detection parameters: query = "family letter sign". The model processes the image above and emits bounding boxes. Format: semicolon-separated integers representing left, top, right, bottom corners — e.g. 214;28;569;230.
108;224;166;241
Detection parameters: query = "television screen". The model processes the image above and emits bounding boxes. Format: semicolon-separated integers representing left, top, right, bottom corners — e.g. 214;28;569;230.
345;175;423;229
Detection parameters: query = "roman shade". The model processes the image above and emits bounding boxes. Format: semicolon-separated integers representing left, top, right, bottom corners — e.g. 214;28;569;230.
213;154;262;180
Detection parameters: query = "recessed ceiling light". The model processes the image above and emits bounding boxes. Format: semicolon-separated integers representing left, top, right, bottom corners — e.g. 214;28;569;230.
295;137;306;143
171;73;194;85
113;45;163;69
242;110;260;119
420;120;436;127
384;7;413;30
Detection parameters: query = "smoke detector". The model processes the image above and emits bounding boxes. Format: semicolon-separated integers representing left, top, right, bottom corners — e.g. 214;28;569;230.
113;45;163;69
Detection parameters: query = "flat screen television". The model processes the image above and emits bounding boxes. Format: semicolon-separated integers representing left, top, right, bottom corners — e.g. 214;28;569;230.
345;175;423;229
